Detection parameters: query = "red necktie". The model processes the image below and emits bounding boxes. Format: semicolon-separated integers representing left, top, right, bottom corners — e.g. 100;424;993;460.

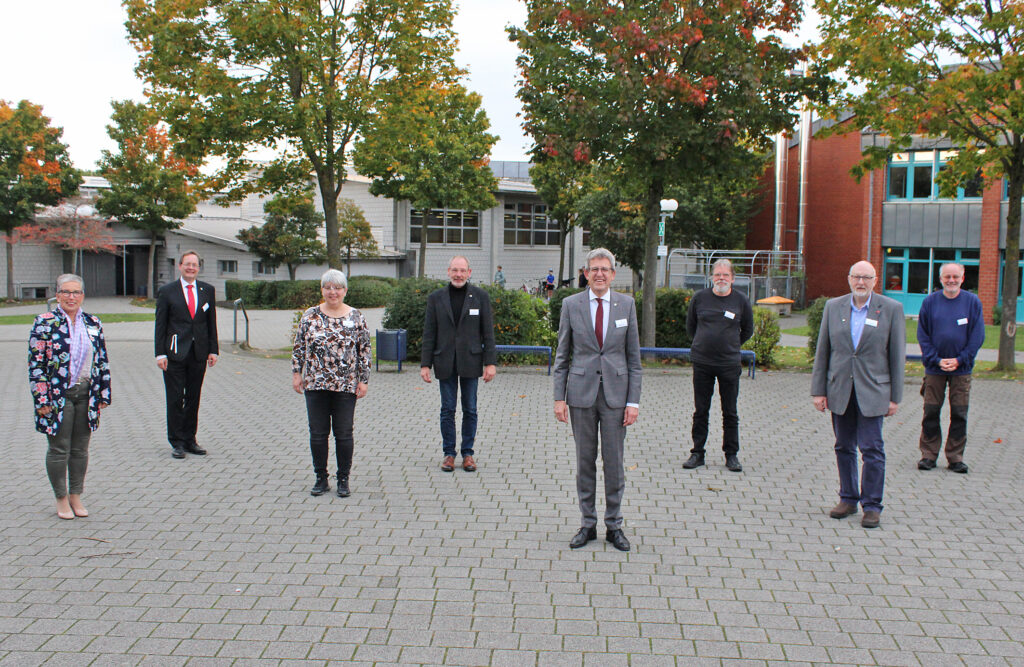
595;297;603;348
187;284;196;318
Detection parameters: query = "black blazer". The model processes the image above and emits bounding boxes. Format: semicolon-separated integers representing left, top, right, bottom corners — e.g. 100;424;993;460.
155;279;219;362
421;283;497;380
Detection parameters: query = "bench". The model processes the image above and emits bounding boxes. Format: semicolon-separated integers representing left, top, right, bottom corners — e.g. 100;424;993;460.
640;347;758;378
495;344;553;375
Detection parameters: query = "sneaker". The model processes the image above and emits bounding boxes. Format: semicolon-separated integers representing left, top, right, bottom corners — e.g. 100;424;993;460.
682;453;705;469
948;461;969;474
336;475;350;497
310;475;330;496
917;458;937;470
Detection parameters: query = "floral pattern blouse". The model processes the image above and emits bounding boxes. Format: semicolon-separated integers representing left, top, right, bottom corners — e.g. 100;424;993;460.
292;306;371;393
28;309;112;436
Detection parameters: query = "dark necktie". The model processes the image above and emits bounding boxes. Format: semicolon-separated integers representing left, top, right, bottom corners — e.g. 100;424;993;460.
187;284;196;318
595;297;603;348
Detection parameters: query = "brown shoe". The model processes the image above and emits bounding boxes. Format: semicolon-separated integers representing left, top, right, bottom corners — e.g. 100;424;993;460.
829;501;858;519
861;510;881;528
441;456;455;472
462;455;477;472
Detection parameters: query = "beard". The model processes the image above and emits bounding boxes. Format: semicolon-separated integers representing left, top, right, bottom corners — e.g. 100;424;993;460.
712;282;730;296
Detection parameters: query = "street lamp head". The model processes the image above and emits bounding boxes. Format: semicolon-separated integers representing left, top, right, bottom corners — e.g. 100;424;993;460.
660;199;678;213
75;204;96;217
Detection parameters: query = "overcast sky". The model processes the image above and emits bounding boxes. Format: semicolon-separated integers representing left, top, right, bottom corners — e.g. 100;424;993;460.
2;0;817;171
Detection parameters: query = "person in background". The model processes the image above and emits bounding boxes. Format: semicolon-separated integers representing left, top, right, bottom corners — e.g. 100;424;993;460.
494;265;506;289
545;269;556;298
916;262;984;474
28;274;111;520
577;267;588;289
292;269;371;497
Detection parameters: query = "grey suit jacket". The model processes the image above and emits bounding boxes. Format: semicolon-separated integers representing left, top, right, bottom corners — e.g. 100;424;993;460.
553;289;642;408
810;292;905;418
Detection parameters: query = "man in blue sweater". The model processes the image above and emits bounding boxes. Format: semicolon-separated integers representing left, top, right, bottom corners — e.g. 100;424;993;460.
916;263;985;474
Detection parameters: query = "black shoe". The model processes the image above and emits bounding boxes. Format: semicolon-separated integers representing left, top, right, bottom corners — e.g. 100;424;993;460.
725;455;743;472
336;476;351;497
310;475;330;496
682;453;705;469
171;446;185;459
918;458;937;470
949;461;969;474
606;529;631;552
569;526;597;549
183;442;206;455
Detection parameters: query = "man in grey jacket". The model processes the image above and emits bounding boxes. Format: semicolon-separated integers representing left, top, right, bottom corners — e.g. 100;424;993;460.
811;261;905;529
553;248;642;551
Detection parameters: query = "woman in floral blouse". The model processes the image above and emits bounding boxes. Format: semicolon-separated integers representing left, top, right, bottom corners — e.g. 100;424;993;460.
28;274;111;520
292;269;371;497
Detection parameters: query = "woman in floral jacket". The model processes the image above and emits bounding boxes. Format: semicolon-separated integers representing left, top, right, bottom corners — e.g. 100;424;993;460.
28;274;111;520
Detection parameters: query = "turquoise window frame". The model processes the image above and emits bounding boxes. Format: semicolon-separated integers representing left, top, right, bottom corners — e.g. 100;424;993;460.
886;150;983;201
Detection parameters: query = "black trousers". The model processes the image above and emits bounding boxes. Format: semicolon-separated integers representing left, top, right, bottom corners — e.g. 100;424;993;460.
691;363;742;456
305;390;357;477
163;355;207;448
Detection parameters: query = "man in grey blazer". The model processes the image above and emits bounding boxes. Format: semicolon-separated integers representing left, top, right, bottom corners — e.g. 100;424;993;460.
554;248;642;551
811;261;905;529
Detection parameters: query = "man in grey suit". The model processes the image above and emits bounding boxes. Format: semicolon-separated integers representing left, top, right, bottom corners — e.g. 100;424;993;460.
554;248;642;551
811;261;905;529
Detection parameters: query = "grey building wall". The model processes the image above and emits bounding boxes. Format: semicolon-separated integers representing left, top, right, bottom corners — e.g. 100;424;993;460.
881;201;982;247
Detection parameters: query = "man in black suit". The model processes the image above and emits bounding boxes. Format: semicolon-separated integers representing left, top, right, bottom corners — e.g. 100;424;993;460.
155;250;219;459
420;256;497;472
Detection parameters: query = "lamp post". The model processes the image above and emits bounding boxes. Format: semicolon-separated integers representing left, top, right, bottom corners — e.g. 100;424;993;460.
659;199;678;287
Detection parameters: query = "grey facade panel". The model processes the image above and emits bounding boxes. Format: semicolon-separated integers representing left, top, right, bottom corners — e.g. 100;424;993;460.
1000;201;1024;246
881;201;981;248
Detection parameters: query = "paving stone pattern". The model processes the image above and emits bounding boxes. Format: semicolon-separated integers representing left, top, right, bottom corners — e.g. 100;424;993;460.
1;320;1023;666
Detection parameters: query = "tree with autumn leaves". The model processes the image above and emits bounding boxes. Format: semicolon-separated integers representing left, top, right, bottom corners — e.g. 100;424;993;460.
238;191;327;281
512;0;822;345
0;100;81;298
96;100;199;299
813;0;1022;370
125;0;465;270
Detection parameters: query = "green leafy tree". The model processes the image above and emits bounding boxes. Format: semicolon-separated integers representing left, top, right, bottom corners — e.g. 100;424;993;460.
813;0;1022;370
353;78;496;276
578;171;648;279
511;0;821;345
336;198;378;276
96;100;198;298
0;100;81;298
238;191;327;280
125;0;461;270
529;155;594;285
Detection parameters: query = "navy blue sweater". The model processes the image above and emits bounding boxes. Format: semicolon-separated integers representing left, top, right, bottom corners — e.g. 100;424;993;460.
916;290;985;375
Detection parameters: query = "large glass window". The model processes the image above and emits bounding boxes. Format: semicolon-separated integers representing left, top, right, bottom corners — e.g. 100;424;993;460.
504;201;559;247
884;247;981;294
410;208;480;246
887;150;983;201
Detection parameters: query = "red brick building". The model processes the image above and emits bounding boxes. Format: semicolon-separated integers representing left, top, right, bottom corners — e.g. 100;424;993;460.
747;118;1023;323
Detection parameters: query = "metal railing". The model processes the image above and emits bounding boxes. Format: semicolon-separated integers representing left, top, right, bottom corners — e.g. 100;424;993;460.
664;249;806;307
233;298;249;346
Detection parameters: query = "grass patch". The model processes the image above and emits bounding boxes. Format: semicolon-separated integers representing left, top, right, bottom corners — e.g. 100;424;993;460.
0;312;155;326
784;318;1023;352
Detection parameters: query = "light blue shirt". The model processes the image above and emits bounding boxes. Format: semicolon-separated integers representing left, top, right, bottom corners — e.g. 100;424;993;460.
850;294;871;349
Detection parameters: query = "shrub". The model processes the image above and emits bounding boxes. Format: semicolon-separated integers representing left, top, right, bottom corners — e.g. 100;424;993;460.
382;278;447;360
743;307;781;368
275;280;321;309
549;287;583;330
635;288;695;348
224;280;244;301
346;276;395;309
992;302;1002;326
805;296;829;359
482;285;555;362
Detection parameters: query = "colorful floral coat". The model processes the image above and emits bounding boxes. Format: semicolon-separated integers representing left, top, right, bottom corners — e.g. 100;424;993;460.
28;310;112;436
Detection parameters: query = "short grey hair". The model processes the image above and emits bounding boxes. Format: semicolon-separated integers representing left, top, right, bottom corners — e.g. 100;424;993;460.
448;255;470;269
711;259;734;276
939;262;965;276
320;269;347;288
56;274;84;290
585;248;616;271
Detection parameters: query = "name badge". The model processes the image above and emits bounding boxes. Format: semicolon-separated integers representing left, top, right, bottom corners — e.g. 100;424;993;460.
202;302;210;312
343;320;355;328
724;310;736;320
615;318;628;328
957;317;968;326
86;326;100;338
865;318;878;327
469;308;479;316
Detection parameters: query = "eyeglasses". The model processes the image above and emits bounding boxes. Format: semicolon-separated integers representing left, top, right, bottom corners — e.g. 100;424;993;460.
849;275;876;282
322;285;346;291
587;267;613;274
57;290;84;296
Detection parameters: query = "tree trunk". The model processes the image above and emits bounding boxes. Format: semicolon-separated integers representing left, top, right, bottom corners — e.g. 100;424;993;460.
288;264;297;281
319;172;341;269
998;163;1022;371
346;246;352;277
417;214;429;278
147;233;158;300
5;237;14;299
640;174;665;346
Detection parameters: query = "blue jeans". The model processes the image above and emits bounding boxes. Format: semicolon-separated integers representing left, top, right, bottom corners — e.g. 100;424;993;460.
439;376;478;457
832;387;886;513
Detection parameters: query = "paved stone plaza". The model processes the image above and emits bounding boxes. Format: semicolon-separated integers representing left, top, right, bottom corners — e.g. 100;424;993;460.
1;315;1023;666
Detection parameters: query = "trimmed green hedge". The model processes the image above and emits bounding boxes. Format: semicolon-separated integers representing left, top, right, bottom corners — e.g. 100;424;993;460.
549;286;584;330
635;288;695;348
381;278;447;360
346;276;396;309
805;296;829;359
225;276;395;310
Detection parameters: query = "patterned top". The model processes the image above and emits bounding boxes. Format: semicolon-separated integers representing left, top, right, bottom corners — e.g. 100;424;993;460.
292;306;371;393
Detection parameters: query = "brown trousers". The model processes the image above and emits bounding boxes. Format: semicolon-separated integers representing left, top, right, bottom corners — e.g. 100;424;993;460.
919;374;972;463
